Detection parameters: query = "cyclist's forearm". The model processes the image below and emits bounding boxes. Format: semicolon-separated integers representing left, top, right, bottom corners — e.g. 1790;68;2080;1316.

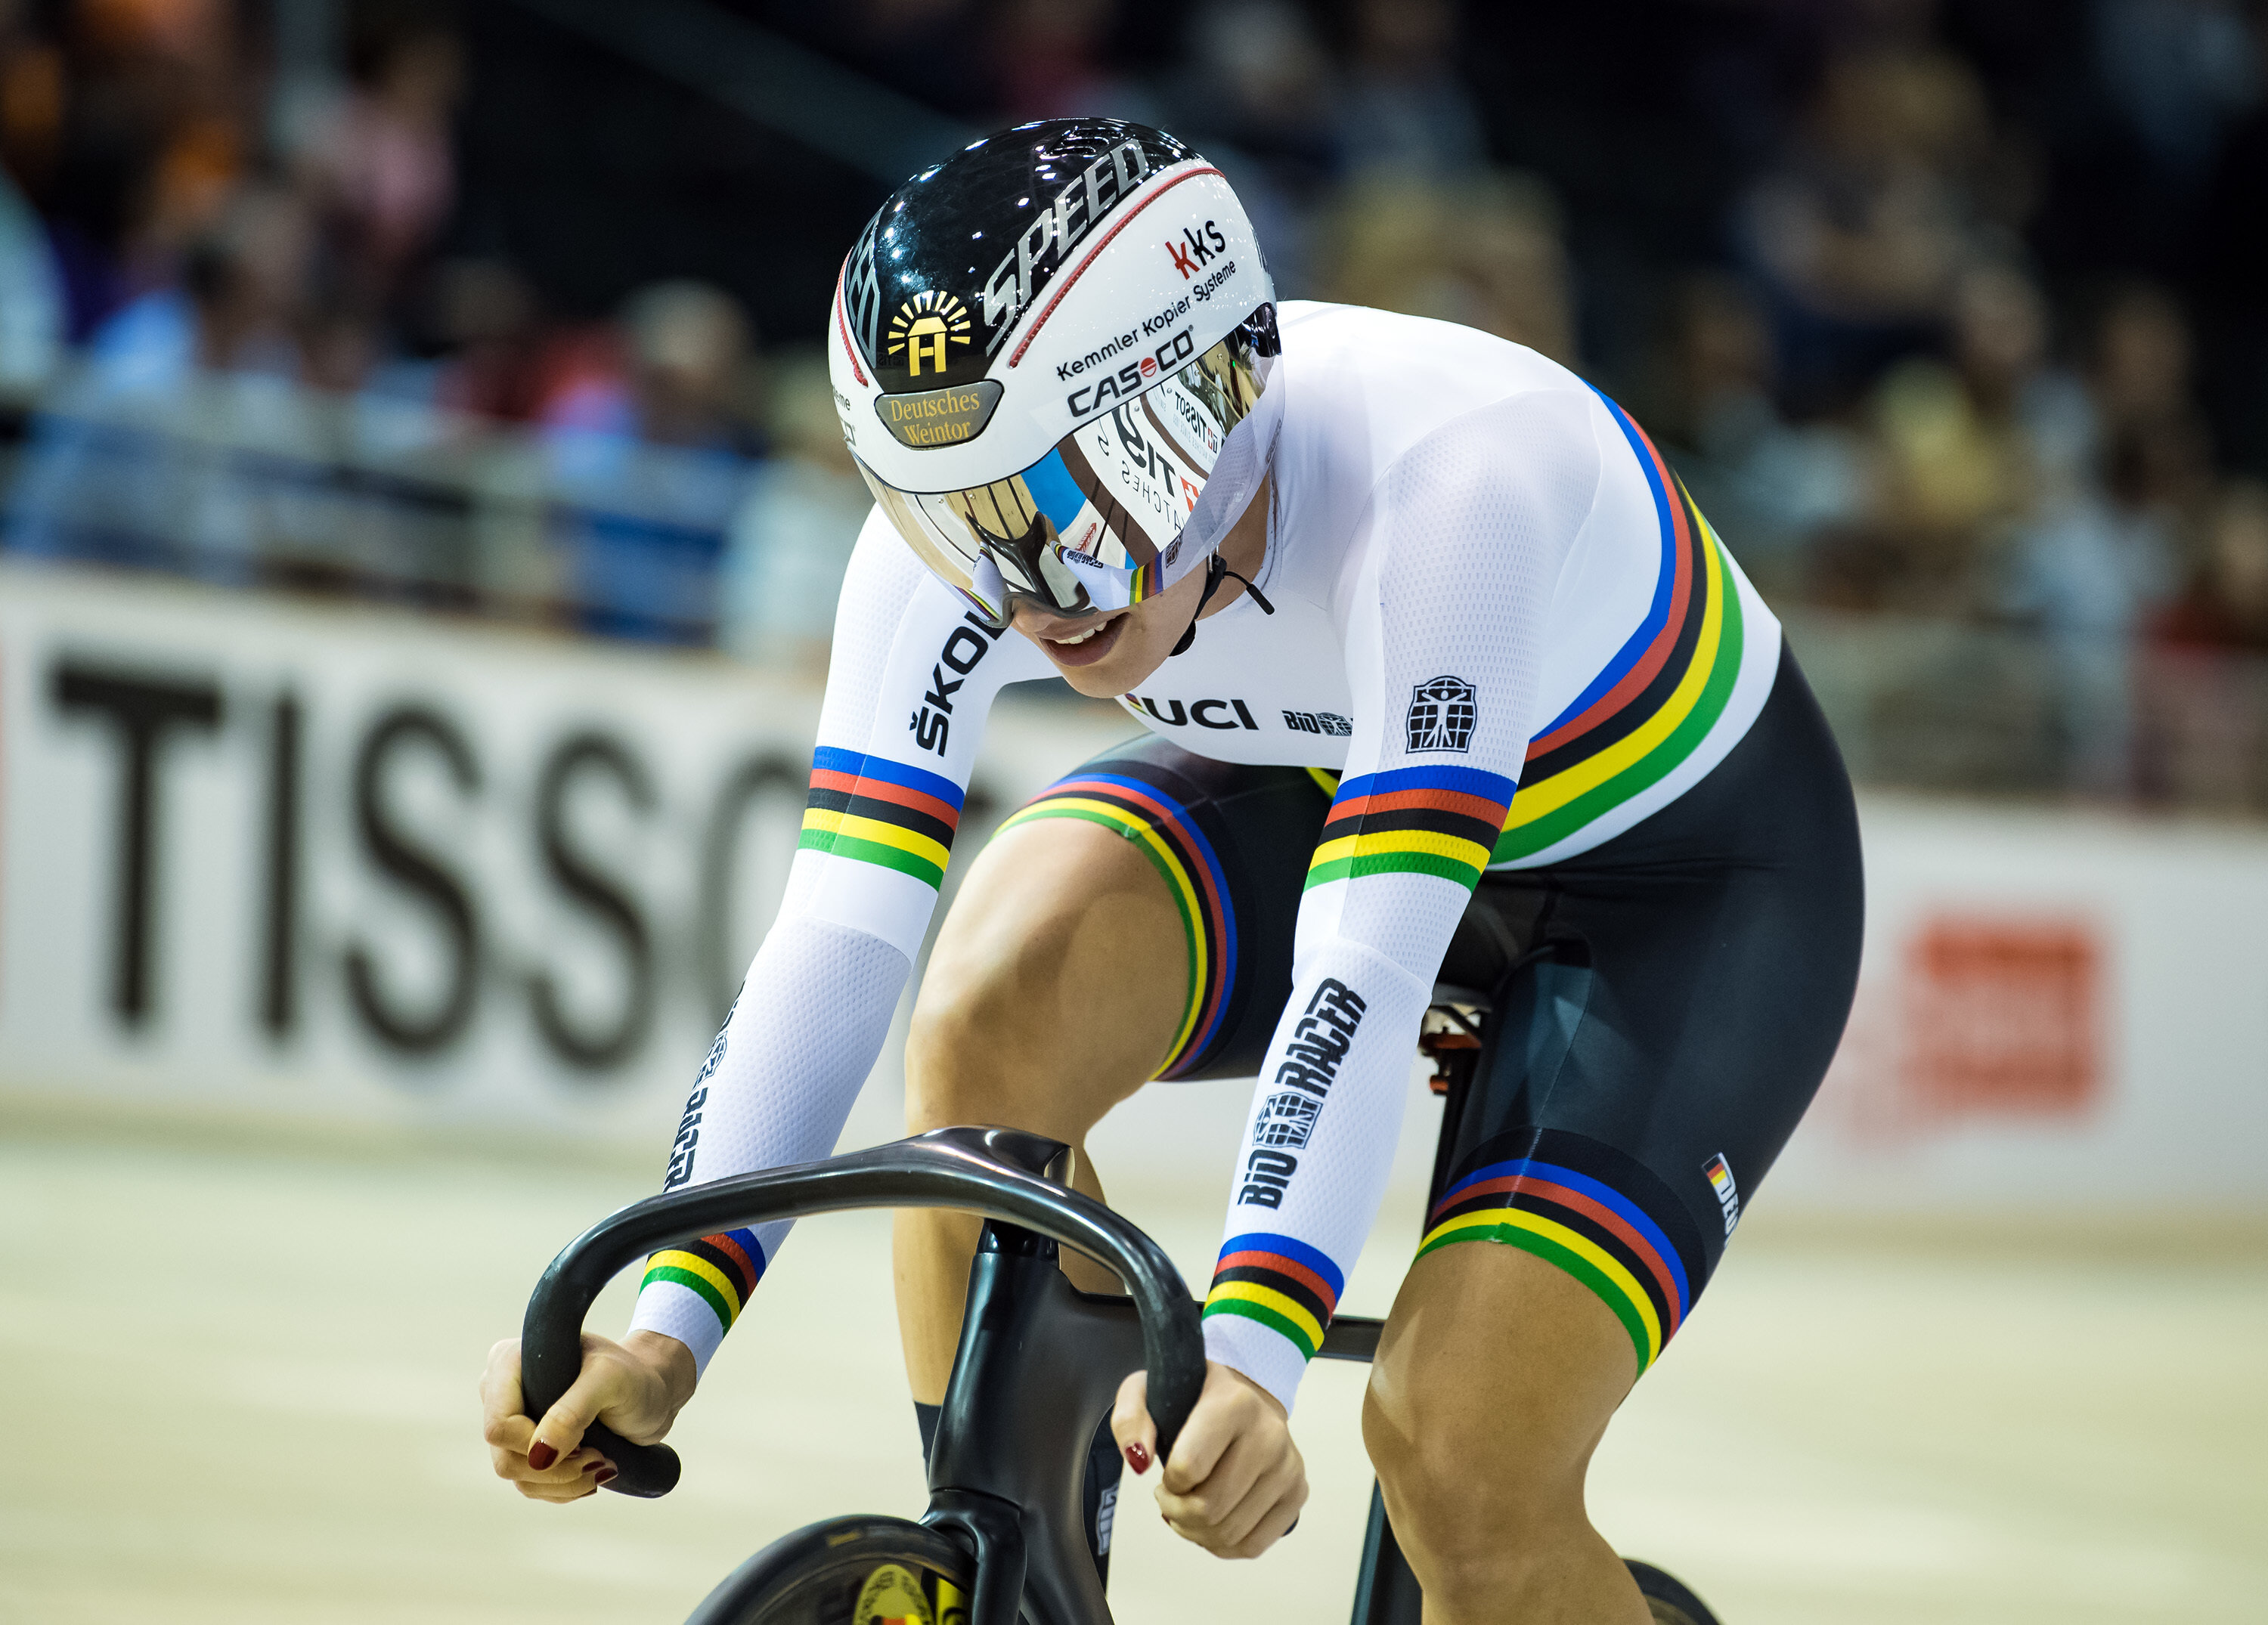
1201;939;1433;1414
626;915;910;1373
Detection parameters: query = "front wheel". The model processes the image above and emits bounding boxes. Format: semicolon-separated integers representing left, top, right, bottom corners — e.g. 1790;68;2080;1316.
1625;1559;1723;1625
687;1515;978;1625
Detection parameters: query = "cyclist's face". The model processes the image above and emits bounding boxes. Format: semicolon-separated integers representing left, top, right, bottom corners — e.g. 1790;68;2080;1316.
1009;475;1269;699
1011;565;1206;697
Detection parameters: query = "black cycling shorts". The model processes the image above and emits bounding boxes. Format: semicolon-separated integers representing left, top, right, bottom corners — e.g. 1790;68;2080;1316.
1001;644;1864;1370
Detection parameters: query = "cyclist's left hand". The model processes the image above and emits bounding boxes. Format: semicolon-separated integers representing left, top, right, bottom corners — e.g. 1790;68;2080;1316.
1112;1360;1308;1559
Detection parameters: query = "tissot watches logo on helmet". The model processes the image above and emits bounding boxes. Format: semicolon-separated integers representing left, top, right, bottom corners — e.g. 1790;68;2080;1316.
887;289;973;379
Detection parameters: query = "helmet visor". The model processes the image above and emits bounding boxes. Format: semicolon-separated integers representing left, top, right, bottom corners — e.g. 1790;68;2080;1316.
857;318;1273;625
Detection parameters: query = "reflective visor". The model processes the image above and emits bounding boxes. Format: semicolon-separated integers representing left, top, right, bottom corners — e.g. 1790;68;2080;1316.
857;323;1272;625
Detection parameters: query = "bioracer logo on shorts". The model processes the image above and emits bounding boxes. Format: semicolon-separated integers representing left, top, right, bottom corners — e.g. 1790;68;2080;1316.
1703;1153;1740;1235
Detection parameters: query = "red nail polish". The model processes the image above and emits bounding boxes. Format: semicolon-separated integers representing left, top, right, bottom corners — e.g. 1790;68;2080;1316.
594;1469;618;1486
1123;1442;1151;1474
582;1459;606;1474
526;1441;557;1471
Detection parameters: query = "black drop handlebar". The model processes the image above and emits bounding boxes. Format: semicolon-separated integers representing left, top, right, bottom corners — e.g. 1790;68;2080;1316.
520;1126;1208;1498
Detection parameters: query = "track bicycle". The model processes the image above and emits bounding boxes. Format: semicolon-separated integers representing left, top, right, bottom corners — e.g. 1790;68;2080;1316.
519;989;1723;1625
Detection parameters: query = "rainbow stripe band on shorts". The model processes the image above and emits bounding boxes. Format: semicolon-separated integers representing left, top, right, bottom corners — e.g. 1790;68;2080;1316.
640;1227;767;1338
1306;764;1516;893
1418;1128;1705;1378
799;748;965;890
1203;1231;1344;1362
996;770;1235;1079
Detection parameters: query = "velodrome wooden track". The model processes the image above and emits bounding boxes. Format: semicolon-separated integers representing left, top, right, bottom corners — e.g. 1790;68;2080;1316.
3;1087;2260;1625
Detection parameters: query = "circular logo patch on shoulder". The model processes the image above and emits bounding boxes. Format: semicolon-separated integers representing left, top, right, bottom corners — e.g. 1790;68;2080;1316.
853;1562;934;1625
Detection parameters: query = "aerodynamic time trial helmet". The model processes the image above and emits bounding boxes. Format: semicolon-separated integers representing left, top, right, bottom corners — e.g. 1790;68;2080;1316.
829;119;1279;627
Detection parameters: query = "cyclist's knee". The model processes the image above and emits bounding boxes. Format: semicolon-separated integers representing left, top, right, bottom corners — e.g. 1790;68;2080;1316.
907;816;1185;1132
905;961;1040;1127
1362;1380;1593;1599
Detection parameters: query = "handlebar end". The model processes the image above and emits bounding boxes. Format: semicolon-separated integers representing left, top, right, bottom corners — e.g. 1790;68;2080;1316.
584;1421;680;1497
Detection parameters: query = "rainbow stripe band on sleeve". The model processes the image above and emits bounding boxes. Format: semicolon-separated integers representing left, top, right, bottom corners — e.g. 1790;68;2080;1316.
1203;1231;1344;1361
995;771;1235;1079
1417;1129;1703;1377
799;748;965;890
639;1227;766;1338
1305;764;1516;893
1495;394;1745;865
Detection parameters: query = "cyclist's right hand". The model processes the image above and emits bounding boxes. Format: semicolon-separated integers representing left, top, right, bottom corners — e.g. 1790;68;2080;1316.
480;1329;696;1502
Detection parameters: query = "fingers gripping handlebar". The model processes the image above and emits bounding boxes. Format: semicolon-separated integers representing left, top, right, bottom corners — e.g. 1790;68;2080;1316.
520;1127;1208;1498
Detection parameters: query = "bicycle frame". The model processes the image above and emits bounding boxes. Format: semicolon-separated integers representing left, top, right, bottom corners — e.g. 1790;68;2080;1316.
518;991;1719;1625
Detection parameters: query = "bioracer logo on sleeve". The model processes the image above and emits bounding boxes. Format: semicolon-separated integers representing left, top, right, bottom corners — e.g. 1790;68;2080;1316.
1238;979;1368;1209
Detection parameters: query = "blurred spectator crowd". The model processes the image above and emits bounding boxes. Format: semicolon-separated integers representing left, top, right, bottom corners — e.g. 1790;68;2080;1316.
1;0;2266;803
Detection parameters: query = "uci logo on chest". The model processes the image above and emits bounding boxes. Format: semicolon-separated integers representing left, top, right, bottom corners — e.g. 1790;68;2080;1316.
908;613;1000;756
1126;693;1260;731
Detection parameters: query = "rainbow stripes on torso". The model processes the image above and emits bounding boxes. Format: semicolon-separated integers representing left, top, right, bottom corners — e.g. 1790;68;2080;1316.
1492;394;1747;865
1294;395;1761;891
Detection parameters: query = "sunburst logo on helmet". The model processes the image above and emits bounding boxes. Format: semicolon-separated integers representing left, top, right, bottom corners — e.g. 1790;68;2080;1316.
888;289;972;379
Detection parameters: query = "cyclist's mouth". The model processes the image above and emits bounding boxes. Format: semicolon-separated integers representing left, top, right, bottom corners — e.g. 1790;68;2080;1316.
1040;611;1127;667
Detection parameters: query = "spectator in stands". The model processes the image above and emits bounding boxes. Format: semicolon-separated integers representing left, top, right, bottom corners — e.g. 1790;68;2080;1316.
2090;0;2260;199
1866;261;2093;607
296;4;463;330
1995;285;2204;796
720;349;872;676
541;280;762;643
987;0;1151;122
0;156;64;392
1737;39;1996;413
2139;477;2268;809
1336;0;1486;181
1315;169;1576;367
6;181;312;579
2157;478;2268;652
420;256;547;421
1658;272;1875;599
2087;282;2216;511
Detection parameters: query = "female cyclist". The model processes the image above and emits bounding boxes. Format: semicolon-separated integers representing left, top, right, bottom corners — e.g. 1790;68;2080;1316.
479;119;1862;1625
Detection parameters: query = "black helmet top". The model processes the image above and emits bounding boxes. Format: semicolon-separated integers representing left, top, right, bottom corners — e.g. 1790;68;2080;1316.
841;119;1202;397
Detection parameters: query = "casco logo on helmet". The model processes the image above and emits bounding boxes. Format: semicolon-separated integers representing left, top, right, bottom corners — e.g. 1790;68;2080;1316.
1064;327;1198;416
